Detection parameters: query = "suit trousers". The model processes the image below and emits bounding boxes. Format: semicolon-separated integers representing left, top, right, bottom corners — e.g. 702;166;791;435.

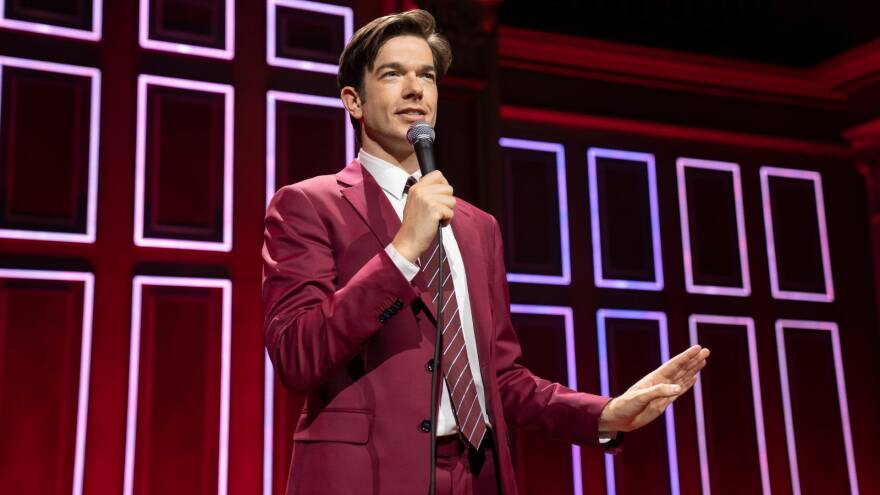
435;430;501;495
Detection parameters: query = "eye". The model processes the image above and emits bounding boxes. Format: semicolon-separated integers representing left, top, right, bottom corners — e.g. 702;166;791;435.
422;73;436;81
382;70;400;78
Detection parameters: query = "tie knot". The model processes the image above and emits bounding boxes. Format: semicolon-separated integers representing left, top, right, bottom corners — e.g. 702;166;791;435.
403;176;418;196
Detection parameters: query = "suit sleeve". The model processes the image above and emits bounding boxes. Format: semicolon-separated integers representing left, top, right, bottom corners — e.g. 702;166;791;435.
489;216;614;448
262;185;421;393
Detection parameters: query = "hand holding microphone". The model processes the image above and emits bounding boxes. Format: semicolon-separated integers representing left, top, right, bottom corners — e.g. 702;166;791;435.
392;122;455;264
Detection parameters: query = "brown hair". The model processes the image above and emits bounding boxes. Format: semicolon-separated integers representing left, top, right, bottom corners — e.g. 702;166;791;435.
338;10;452;142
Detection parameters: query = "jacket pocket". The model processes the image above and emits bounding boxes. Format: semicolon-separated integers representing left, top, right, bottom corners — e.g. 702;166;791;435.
293;408;372;444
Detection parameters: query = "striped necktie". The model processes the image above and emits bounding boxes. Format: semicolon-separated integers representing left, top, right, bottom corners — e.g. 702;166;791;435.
406;177;487;448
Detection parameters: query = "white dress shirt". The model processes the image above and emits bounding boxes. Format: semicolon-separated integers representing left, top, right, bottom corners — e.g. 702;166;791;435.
358;149;490;436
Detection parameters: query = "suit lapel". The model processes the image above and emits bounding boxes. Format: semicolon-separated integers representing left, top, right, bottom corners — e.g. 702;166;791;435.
338;160;402;249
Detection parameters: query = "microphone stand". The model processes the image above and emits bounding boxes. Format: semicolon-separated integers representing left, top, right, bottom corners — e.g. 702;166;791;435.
428;225;444;495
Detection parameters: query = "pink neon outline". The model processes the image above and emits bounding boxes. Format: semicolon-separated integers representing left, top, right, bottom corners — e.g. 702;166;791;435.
499;138;572;286
266;0;353;74
138;0;235;59
760;166;834;302
677;158;751;297
134;74;234;252
0;0;102;41
775;319;859;495
263;89;354;495
123;275;232;495
265;90;354;206
0;268;94;495
0;56;101;244
596;309;679;495
588;148;664;291
510;304;581;495
688;314;769;495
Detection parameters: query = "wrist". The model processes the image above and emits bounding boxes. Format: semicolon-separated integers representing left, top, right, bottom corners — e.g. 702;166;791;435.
392;238;418;264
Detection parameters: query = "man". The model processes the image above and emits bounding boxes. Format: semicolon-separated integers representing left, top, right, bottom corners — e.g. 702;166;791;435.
262;10;709;494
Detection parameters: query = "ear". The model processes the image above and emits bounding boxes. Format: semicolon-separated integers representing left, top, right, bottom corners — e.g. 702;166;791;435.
340;86;363;120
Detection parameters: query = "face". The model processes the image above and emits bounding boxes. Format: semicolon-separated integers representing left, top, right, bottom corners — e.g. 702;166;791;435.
342;35;438;158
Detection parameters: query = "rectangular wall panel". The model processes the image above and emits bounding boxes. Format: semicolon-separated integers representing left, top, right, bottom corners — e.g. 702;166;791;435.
124;276;231;495
0;0;102;40
265;90;353;206
688;315;769;495
0;57;100;243
775;320;858;495
588;148;664;291
500;138;571;285
135;74;233;251
0;269;94;495
760;167;834;302
509;305;581;495
596;309;678;495
267;0;353;74
677;158;750;296
139;0;234;59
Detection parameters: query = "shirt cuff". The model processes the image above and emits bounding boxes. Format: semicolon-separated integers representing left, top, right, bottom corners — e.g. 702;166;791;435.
385;243;420;282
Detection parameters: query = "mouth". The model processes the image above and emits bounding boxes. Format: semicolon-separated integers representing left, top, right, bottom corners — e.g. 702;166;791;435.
396;109;428;122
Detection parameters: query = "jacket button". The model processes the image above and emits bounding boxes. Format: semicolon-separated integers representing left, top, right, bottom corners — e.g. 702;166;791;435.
425;359;434;372
419;419;431;433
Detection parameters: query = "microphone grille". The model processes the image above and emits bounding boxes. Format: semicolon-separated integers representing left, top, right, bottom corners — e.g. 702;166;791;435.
406;121;435;145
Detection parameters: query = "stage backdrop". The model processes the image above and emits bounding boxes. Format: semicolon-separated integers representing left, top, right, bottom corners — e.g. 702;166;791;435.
0;1;878;495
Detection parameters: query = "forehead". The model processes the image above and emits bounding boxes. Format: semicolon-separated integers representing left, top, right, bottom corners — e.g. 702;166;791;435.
373;35;434;68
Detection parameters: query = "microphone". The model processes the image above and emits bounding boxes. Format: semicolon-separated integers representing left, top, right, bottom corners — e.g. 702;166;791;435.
406;121;436;175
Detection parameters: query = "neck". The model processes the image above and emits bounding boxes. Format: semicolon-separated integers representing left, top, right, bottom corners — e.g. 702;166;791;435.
361;137;420;175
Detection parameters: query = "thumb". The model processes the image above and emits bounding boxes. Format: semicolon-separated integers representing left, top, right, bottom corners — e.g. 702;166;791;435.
637;383;681;404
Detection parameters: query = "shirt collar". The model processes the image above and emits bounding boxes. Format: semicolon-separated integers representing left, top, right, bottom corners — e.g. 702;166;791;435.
358;148;422;200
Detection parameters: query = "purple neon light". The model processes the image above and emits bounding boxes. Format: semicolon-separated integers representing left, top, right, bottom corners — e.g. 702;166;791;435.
265;90;355;206
509;304;581;495
677;158;751;297
596;309;679;495
139;0;235;59
124;275;232;495
267;0;353;74
0;0;102;41
0;269;94;495
760;166;834;302
775;319;858;495
499;138;571;286
0;57;101;244
588;148;664;291
688;315;769;495
135;74;234;252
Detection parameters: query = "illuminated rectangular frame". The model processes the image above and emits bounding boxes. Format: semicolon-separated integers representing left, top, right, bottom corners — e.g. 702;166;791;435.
588;148;664;291
509;304;581;495
677;158;751;296
262;90;354;495
775;319;858;495
265;90;355;205
139;0;235;59
135;74;234;252
0;56;101;243
760;166;834;302
267;0;353;74
124;275;232;495
688;314;769;495
596;309;679;495
0;268;94;495
499;138;571;285
0;0;102;41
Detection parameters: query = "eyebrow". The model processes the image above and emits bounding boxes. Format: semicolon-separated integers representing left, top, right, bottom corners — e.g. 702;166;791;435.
373;62;436;73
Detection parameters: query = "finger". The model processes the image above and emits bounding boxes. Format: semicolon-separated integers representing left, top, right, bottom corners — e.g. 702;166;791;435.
421;170;448;184
655;345;702;380
635;383;682;405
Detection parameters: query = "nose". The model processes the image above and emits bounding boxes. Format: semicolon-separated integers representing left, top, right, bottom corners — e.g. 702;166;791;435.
402;72;423;100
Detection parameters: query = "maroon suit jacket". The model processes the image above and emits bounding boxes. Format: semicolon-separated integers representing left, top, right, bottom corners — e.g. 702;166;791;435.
262;159;613;494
